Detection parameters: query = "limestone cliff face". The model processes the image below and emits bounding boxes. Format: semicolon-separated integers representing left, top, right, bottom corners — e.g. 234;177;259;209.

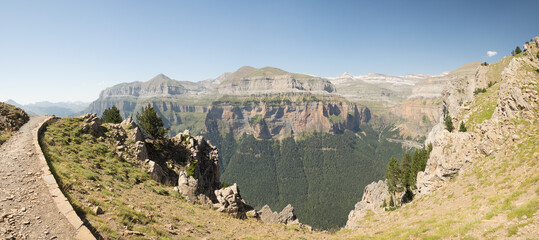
346;37;539;229
98;74;194;99
418;38;539;197
217;75;336;95
87;74;212;134
205;98;371;139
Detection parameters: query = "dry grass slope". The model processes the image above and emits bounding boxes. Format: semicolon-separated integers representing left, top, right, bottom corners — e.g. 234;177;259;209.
40;117;333;239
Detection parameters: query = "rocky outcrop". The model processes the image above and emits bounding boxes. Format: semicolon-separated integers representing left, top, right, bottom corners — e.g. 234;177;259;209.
346;37;539;229
174;131;220;200
146;160;176;186
0;102;29;142
345;180;389;229
80;113;102;136
417;39;539;197
213;184;251;218
258;204;300;225
206;97;371;139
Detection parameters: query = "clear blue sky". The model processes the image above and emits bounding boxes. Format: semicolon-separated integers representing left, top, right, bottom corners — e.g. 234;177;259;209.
1;0;538;104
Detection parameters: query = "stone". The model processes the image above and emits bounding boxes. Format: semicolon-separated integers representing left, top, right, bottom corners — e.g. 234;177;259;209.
147;160;175;186
345;180;389;229
258;204;299;225
212;183;250;218
92;206;103;215
134;141;148;161
81;113;102;136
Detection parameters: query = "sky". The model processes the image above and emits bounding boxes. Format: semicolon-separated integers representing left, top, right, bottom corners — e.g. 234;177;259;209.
1;0;538;104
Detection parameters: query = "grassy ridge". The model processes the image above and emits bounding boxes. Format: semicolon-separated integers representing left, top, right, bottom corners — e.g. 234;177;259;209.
40;117;330;239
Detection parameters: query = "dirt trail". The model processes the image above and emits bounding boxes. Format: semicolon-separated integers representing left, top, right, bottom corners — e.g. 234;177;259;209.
0;115;76;239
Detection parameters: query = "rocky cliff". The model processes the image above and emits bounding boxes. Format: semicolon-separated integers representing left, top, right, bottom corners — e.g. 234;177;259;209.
206;94;370;139
345;37;539;234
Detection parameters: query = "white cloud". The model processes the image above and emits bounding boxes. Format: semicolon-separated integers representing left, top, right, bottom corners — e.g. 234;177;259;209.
487;51;497;57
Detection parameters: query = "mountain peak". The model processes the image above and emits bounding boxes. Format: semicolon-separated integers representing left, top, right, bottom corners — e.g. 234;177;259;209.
149;73;172;82
340;72;353;78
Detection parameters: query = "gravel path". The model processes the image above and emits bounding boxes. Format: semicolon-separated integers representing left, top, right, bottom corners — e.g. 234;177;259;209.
0;115;76;240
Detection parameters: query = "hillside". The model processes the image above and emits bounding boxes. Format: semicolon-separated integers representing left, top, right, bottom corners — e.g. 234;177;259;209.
344;37;539;238
5;100;89;117
39;115;325;239
0;102;29;144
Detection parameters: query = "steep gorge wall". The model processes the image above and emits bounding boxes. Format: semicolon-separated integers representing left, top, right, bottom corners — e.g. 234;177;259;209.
346;38;539;229
205;100;371;139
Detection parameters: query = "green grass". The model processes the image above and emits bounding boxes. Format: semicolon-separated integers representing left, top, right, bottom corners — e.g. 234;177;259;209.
249;114;264;126
507;197;539;220
328;114;345;124
39;117;163;237
467;83;499;129
0;132;12;145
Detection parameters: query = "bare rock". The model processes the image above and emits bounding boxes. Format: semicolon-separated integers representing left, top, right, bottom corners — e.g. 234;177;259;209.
213;183;249;218
135;141;148;161
81;113;102;136
345;180;389;229
92;206;103;215
146;160;176;186
258;204;299;225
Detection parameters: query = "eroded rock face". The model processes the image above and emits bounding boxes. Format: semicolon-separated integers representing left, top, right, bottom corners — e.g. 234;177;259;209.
346;37;539;229
175;130;221;202
418;48;539;198
345;180;389;229
217;74;336;95
206;99;370;139
258;204;299;225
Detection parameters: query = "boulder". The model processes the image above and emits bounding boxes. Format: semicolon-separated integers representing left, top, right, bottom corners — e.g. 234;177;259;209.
135;141;148;161
258;204;299;225
81;113;102;136
213;184;249;218
146;160;176;186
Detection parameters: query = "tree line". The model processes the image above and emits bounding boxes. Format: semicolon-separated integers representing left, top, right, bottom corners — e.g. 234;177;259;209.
384;143;432;208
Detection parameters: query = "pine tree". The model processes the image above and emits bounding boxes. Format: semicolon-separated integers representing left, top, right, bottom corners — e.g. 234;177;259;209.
459;121;467;132
385;156;401;194
400;153;412;188
444;113;454;132
515;46;522;55
410;150;421;186
136;104;169;139
389;195;395;207
101;105;122;124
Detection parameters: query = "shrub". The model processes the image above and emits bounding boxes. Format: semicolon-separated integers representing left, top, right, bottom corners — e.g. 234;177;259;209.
515;46;522;55
488;81;494;88
459;121;467;132
136;104;168;139
444;113;454;132
481;62;489;66
186;160;197;177
474;88;487;95
101;105;122;124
